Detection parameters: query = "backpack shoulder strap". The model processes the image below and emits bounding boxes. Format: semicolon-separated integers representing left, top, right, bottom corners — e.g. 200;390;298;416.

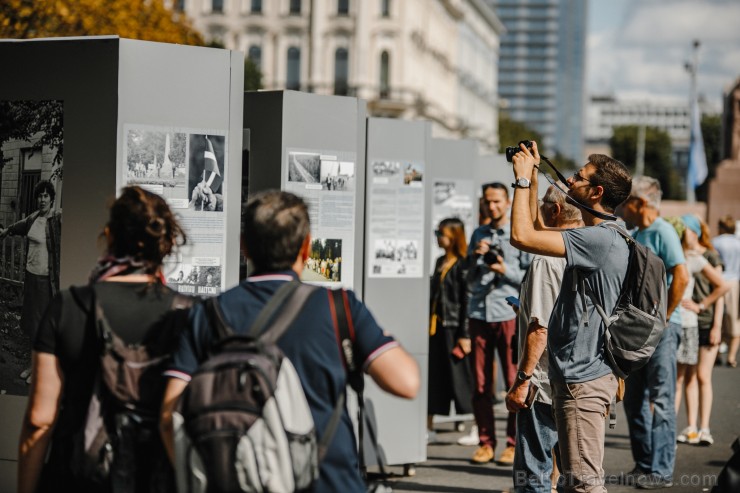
256;281;319;344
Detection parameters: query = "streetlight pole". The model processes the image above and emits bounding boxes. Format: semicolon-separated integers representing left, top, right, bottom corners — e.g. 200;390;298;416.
685;39;700;202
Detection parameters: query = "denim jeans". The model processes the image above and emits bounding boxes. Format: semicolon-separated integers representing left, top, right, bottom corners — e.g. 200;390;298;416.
623;321;680;480
513;401;562;493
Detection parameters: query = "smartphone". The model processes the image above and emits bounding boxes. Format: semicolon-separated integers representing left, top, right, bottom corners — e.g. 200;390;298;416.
451;345;466;360
524;382;540;408
505;296;520;309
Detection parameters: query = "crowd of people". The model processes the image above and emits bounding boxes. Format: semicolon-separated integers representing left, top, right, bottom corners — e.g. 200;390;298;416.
8;141;740;493
426;141;740;492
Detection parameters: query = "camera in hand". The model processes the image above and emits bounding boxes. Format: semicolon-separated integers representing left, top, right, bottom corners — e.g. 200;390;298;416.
505;140;534;162
483;243;505;265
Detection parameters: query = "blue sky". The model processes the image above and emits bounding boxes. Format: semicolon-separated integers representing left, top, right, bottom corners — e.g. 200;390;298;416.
587;0;740;110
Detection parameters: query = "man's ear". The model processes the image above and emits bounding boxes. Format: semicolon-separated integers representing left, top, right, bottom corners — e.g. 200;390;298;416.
590;185;605;203
550;203;562;221
299;234;311;262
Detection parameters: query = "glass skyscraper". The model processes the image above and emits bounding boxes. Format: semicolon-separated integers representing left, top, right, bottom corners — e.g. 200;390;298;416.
489;0;587;161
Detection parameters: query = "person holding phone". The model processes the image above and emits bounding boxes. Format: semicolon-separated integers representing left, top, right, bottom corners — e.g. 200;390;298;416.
505;182;583;493
427;218;474;443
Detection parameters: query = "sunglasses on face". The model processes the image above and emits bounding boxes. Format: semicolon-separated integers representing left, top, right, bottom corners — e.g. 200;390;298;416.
571;172;597;186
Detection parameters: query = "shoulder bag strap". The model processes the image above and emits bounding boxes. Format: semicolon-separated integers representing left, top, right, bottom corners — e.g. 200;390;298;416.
256;281;318;344
324;289;388;480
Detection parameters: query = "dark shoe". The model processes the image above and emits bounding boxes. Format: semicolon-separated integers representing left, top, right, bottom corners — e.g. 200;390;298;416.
636;474;673;489
623;466;649;485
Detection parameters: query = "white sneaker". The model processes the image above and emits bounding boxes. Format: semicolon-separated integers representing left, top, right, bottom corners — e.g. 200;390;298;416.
457;425;479;446
677;426;698;444
698;429;714;446
719;342;728;354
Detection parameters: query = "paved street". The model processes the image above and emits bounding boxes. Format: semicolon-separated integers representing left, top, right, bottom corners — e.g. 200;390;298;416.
380;364;740;493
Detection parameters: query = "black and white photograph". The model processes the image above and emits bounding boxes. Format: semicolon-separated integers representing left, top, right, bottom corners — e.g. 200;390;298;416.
165;263;198;294
433;180;474;225
288;152;322;184
320;160;355;192
0;99;64;396
372;160;401;177
403;162;424;186
302;237;342;283
188;134;226;212
125;129;187;201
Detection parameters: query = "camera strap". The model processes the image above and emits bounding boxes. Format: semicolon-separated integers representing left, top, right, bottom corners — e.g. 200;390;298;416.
538;155;618;222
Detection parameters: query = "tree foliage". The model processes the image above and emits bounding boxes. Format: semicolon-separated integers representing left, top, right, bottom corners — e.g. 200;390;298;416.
695;114;721;202
610;125;681;200
245;58;263;92
0;100;63;177
0;0;203;45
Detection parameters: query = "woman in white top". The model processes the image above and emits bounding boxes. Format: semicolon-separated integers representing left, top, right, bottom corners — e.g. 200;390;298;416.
668;215;729;446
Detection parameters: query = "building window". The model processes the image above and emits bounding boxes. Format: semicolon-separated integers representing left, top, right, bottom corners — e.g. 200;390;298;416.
251;0;262;13
248;45;262;69
287;47;301;90
338;0;349;15
380;51;390;98
381;0;390;17
212;0;223;13
289;0;301;14
175;0;186;11
334;48;349;95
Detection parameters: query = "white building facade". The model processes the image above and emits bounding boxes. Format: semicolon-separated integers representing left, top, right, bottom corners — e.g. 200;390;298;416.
176;0;504;151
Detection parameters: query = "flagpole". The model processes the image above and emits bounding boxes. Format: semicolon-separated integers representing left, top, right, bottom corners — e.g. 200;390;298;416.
686;40;700;203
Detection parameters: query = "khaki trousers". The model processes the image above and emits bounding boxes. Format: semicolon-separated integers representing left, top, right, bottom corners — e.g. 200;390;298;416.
552;373;618;493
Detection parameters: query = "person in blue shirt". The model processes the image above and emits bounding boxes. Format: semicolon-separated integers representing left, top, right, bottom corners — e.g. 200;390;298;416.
159;190;419;492
619;176;689;490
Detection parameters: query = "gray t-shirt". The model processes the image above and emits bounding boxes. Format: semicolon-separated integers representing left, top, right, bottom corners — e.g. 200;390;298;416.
548;223;629;384
517;255;566;404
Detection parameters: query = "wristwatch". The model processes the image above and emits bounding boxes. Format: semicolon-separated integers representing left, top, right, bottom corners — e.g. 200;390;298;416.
512;177;531;189
516;370;533;382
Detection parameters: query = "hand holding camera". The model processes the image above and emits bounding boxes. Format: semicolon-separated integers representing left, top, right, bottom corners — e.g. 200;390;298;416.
508;140;540;185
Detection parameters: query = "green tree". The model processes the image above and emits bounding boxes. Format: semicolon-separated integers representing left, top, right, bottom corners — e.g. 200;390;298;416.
245;58;263;92
1;0;203;45
0;100;63;177
498;114;576;179
695;114;721;202
610;125;681;199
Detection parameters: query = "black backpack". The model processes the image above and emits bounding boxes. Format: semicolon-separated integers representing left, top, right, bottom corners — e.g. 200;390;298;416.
173;281;356;493
583;223;668;380
68;285;194;491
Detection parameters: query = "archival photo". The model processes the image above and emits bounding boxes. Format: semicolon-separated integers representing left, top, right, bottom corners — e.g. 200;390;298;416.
320;160;355;192
188;134;226;212
302;237;342;283
288;152;322;184
0;99;64;396
125;129;187;201
403;162;424;186
372;160;401;177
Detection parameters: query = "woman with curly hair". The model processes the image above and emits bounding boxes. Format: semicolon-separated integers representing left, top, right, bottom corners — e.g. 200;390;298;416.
18;186;189;493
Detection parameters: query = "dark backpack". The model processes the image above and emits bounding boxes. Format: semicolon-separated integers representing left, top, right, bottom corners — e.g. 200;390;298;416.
173;281;355;493
68;285;194;491
582;223;667;380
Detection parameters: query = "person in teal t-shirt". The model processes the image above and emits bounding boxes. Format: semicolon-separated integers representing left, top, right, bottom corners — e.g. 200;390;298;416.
619;176;689;489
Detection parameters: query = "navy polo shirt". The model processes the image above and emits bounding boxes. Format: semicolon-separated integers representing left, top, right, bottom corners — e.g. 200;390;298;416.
166;271;397;492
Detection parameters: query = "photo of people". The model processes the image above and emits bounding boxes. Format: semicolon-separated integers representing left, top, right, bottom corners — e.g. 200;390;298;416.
188;134;226;212
166;263;222;296
403;162;424;186
320;160;355;192
302;238;342;283
372;160;401;177
0;99;63;396
125;129;187;200
288;152;321;184
371;238;420;276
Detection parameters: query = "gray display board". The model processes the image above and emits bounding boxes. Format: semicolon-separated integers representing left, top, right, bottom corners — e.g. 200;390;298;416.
244;90;367;295
361;118;431;467
0;37;243;492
